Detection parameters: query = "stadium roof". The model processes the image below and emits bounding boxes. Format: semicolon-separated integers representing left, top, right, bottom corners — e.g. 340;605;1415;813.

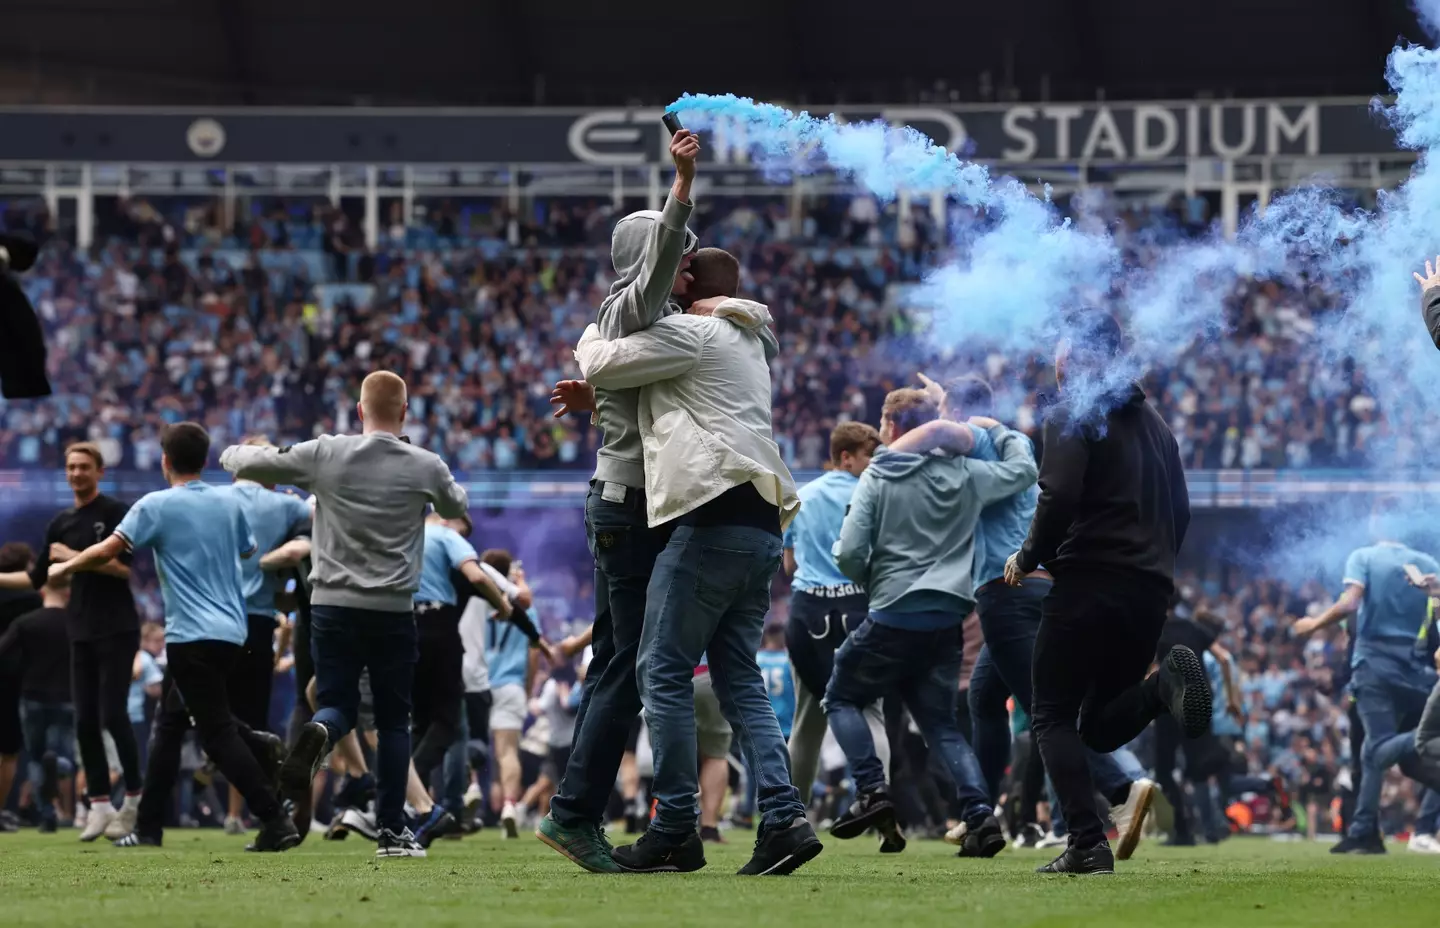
0;0;1426;107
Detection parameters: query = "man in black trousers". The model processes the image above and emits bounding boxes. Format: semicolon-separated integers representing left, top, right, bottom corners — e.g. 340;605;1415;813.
1004;313;1211;875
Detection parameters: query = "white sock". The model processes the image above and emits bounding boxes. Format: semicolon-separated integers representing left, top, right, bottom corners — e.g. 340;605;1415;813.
91;798;113;810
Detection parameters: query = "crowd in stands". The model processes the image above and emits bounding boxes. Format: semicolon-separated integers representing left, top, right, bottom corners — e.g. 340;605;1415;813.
0;191;1394;474
0;189;1422;836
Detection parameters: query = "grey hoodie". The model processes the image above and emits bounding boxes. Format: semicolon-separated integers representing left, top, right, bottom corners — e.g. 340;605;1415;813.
834;427;1038;628
593;195;697;489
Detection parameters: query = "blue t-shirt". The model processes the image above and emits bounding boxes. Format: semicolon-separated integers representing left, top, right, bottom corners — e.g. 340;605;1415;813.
415;523;479;605
1204;650;1243;738
127;650;163;724
757;649;795;739
488;606;530;689
784;470;859;591
969;428;1039;588
115;482;256;646
219;483;310;617
1343;542;1440;691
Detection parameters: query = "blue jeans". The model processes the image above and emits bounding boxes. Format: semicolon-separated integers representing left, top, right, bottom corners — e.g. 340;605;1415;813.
825;617;992;825
20;700;75;824
551;483;671;829
637;524;804;836
1349;666;1438;839
310;605;418;831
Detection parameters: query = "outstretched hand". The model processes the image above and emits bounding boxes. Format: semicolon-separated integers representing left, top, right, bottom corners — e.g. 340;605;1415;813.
551;380;596;419
1414;256;1440;291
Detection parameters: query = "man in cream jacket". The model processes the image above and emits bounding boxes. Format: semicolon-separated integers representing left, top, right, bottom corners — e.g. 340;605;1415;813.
573;248;820;878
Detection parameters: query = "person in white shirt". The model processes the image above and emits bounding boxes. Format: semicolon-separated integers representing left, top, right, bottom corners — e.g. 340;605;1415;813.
573;247;820;878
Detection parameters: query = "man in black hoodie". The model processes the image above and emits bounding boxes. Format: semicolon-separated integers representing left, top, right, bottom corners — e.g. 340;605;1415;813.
1004;313;1210;876
0;542;43;830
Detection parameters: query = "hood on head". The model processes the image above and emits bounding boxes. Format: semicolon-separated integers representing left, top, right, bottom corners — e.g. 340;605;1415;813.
610;210;698;284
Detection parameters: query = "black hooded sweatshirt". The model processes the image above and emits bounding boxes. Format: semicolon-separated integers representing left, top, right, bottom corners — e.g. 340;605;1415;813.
1016;383;1190;588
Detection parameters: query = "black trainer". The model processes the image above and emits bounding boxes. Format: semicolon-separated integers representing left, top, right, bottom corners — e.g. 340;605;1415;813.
113;832;163;848
1158;646;1213;738
251;731;288;793
828;790;896;840
878;820;907;854
1037;839;1115;875
280;721;328;838
1331;833;1386;855
699;825;726;844
738;818;823;876
376;826;427;858
246;815;302;853
612;829;707;873
955;814;1007;858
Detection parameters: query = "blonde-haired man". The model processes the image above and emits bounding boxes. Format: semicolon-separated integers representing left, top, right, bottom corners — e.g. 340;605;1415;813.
219;371;469;858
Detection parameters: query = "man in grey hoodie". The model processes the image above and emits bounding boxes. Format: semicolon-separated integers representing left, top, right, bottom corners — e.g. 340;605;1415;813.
537;128;701;873
824;388;1037;860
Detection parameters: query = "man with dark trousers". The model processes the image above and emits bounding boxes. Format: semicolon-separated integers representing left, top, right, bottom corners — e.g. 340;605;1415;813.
536;128;701;873
1005;313;1210;876
0;442;144;841
50;422;299;852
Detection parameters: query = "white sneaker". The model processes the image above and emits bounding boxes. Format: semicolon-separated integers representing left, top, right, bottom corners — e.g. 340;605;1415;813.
462;784;484;823
501;802;519;839
943;821;966;846
81;802;116;843
1035;829;1068;850
1110;778;1157;861
340;806;380;841
1408;833;1440;854
74;806;88;829
224;816;247;836
106;794;140;840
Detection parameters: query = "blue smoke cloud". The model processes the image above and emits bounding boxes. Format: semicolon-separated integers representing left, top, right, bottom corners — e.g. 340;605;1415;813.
667;25;1440;585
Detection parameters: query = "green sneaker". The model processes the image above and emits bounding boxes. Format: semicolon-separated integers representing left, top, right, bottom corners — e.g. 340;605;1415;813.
536;814;621;873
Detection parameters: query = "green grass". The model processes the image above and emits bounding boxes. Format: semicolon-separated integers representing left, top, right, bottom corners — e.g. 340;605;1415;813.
3;828;1438;927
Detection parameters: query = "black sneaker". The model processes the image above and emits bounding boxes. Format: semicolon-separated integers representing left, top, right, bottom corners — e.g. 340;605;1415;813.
1013;823;1044;849
699;825;726;844
246;815;302;853
113;832;163;848
1158;646;1213;738
612;829;707;873
955;814;1007;858
738;818;823;876
878;820;907;854
828;790;896;840
1037;839;1116;874
376;827;427;858
280;722;328;840
251;731;288;794
38;818;58;834
1331;833;1386;855
415;809;460;849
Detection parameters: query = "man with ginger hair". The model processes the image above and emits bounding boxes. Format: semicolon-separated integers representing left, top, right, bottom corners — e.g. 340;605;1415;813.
220;370;469;858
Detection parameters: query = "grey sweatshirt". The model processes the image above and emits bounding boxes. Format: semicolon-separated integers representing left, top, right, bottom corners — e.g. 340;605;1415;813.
220;433;468;613
593;194;697;489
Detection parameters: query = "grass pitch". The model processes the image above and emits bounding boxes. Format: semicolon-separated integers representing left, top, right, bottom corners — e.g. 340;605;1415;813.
2;827;1437;927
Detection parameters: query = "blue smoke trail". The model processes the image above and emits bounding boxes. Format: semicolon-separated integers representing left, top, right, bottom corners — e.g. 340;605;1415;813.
666;24;1440;584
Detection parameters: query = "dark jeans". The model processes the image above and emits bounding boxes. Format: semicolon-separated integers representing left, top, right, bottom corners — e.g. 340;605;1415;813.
825;617;992;825
310;605;419;832
412;605;464;786
968;578;1049;800
1349;666;1438;839
1031;570;1171;849
785;587;869;700
551;483;669;829
233;615;277;732
73;630;143;799
20;699;75;823
637;524;804;836
136;641;281;839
